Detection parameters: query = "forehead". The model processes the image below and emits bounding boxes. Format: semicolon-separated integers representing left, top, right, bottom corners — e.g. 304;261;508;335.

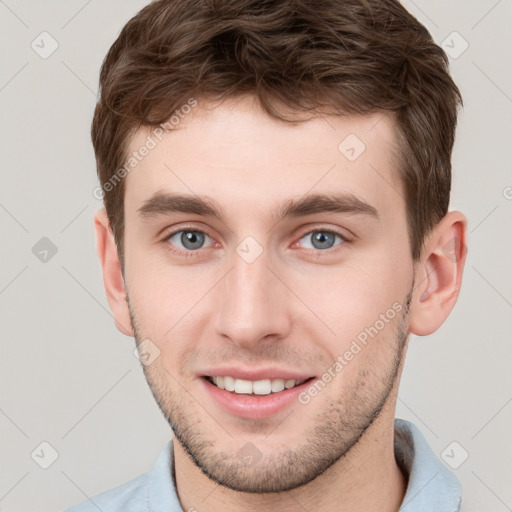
123;96;404;223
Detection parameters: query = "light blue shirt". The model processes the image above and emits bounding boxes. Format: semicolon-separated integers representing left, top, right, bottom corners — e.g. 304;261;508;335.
64;418;462;512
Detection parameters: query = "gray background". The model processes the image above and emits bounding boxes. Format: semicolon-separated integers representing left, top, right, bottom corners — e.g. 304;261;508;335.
0;0;511;511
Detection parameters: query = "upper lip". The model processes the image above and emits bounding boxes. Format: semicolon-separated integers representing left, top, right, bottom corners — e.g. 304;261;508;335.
200;366;315;381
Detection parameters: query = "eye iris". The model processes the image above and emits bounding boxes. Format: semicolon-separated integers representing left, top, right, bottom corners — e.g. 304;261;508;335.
181;231;204;250
312;231;335;250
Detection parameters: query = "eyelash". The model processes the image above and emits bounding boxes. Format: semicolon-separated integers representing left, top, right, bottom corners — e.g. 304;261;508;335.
162;226;350;258
163;227;216;259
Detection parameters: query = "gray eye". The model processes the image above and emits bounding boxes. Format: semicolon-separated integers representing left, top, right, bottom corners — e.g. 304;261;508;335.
299;231;343;250
169;230;211;251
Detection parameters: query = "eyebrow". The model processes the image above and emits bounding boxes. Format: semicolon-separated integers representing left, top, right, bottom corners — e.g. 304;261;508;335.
137;191;379;224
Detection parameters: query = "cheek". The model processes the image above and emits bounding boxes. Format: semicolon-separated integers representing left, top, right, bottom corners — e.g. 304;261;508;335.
295;259;404;343
125;232;244;367
126;257;182;327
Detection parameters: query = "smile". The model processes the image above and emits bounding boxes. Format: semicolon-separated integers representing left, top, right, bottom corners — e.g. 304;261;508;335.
201;375;317;420
206;376;309;395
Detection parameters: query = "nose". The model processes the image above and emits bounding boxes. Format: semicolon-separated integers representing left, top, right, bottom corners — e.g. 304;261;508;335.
213;246;293;349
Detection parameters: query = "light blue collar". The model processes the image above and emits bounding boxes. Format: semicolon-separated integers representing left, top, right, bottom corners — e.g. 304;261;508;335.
395;418;462;511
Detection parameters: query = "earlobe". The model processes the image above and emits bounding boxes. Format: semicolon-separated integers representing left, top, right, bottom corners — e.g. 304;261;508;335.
409;211;468;336
94;209;134;337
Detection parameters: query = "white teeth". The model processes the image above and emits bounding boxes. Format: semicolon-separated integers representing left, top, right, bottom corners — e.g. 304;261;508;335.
252;380;272;395
234;379;253;394
284;379;296;389
224;376;235;391
271;379;285;393
209;376;307;395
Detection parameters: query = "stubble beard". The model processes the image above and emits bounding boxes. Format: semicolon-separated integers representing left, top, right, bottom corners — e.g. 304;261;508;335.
128;284;413;493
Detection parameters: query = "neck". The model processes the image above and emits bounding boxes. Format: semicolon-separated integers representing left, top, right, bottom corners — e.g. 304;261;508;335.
173;406;406;512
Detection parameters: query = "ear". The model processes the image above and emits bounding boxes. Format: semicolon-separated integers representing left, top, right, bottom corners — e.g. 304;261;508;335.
94;209;134;337
409;211;468;336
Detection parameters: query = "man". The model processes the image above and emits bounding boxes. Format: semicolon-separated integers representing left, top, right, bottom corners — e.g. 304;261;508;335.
66;0;468;510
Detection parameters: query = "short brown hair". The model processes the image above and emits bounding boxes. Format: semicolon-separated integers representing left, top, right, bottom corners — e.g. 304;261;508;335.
92;0;462;266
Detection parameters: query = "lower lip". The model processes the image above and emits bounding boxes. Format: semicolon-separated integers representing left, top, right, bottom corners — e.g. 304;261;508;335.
200;376;317;420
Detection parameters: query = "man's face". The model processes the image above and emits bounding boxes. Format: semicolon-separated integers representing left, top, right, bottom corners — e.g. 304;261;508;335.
122;96;415;492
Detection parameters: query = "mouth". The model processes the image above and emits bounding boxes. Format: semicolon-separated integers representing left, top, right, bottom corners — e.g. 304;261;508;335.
200;374;317;420
203;375;315;395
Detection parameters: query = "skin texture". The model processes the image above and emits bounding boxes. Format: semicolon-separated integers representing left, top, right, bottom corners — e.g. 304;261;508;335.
95;95;468;512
